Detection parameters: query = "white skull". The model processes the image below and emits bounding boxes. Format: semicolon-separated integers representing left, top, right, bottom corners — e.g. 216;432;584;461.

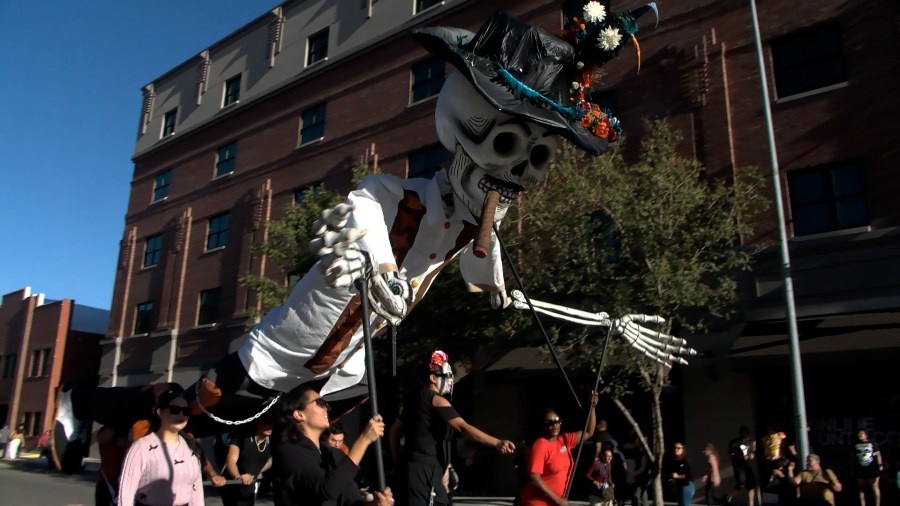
435;72;558;221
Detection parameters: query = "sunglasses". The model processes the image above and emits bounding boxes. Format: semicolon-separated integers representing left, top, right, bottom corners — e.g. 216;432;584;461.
313;397;331;411
167;405;189;416
545;418;562;427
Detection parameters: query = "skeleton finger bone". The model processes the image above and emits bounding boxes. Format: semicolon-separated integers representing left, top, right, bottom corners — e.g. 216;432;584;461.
311;202;355;236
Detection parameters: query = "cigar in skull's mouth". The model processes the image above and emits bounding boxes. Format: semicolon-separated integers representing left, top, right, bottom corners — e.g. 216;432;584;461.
473;190;500;258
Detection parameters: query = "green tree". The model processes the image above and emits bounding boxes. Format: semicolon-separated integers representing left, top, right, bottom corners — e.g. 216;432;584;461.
504;119;768;504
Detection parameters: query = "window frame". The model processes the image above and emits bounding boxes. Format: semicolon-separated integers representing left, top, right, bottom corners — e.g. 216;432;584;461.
134;301;154;335
307;28;329;66
415;0;441;14
771;21;848;100
410;57;445;104
215;141;237;178
152;170;171;203
161;108;177;137
197;288;221;326
144;233;163;268
2;354;16;379
206;212;230;251
787;160;868;237
299;103;327;146
223;74;241;107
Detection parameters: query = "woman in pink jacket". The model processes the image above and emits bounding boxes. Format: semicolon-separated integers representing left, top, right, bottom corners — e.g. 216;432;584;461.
118;389;204;506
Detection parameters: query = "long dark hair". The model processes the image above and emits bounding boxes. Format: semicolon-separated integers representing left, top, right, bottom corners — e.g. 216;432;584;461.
275;385;316;444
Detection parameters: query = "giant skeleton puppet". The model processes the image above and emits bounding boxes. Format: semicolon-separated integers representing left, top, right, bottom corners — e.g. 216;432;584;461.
52;3;695;473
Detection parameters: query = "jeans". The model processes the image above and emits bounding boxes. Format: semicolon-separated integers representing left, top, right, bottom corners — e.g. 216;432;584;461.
677;481;696;506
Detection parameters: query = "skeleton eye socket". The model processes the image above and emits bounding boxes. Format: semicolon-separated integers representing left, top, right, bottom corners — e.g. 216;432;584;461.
493;132;518;156
530;145;551;167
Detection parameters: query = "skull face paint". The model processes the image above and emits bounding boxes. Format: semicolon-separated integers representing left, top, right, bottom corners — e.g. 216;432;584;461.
435;72;558;222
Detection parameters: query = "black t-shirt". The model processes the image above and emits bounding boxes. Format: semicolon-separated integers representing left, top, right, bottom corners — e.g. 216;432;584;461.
400;388;460;468
728;436;754;466
854;442;878;468
664;457;693;486
229;435;272;477
271;435;362;506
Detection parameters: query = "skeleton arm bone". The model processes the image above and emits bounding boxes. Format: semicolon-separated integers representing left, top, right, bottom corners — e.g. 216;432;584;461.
509;291;697;366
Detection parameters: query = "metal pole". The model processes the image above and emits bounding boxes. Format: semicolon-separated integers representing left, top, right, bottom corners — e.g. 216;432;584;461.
494;223;582;409
749;0;810;464
355;278;387;491
565;326;613;500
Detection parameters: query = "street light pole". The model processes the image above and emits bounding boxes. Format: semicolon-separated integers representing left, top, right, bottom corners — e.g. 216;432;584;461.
748;0;810;463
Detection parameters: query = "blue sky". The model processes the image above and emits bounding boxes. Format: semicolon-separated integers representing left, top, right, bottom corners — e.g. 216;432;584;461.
0;1;275;309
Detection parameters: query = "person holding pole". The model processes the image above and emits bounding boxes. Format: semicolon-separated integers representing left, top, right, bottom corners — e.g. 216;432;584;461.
519;391;599;506
270;386;391;506
389;350;515;506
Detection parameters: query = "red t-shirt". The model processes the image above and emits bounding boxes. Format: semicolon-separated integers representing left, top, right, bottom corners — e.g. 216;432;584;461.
520;432;578;506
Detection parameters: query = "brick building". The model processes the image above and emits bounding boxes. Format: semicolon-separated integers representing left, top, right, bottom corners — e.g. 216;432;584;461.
0;287;106;447
105;0;900;497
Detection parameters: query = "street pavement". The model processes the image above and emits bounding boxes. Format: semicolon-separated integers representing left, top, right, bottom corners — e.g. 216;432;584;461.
0;453;570;506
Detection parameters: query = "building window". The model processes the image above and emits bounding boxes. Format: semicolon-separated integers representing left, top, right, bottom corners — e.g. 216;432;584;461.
307;29;329;66
28;349;50;377
411;57;445;103
134;301;154;335
144;234;163;268
152;170;171;202
30;412;41;436
300;103;327;145
294;182;323;205
215;141;237;178
788;161;868;236
223;74;241;107
771;22;847;99
2;354;16;379
415;0;441;14
161;108;177;137
206;212;230;250
408;144;451;179
198;288;221;326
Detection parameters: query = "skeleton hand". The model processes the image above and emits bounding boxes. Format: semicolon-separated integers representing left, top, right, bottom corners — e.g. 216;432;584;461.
610;314;697;366
490;290;512;310
508;291;697;366
310;203;368;288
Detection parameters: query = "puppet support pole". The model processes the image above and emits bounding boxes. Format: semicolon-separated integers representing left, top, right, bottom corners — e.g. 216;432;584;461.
355;276;387;491
494;223;581;409
565;325;613;500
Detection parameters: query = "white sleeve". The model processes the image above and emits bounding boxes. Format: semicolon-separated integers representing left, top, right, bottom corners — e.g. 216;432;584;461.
347;176;404;274
458;228;504;292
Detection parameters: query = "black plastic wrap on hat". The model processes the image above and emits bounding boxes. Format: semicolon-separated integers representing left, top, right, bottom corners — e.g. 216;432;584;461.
412;11;609;156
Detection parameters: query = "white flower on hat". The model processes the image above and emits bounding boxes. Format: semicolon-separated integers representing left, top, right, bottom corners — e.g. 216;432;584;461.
583;1;607;24
597;26;622;51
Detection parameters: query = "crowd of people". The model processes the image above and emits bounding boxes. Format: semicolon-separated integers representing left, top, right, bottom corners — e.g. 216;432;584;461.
5;357;896;506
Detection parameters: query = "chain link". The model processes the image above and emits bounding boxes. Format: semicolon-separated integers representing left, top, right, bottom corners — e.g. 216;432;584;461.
194;381;282;426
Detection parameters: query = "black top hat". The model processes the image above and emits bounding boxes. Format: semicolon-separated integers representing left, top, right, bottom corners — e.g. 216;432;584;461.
412;4;656;156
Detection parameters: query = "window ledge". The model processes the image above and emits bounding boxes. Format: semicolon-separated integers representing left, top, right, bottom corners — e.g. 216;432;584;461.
221;100;240;109
791;224;871;242
192;323;219;330
306;56;329;69
203;246;226;255
413;1;444;16
212;171;234;181
297;137;325;149
159;132;175;140
408;94;439;107
150;196;168;205
128;332;151;339
774;81;848;105
139;264;158;272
